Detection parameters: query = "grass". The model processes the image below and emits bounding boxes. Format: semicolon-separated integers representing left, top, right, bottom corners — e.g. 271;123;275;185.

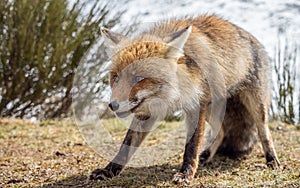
0;118;299;187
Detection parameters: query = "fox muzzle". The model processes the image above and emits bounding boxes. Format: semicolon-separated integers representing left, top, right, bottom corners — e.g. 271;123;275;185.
108;101;119;111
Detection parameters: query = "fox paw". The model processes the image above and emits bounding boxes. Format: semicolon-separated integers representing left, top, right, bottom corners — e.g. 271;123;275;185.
89;168;114;180
199;149;211;164
266;153;280;169
172;172;193;185
266;159;280;169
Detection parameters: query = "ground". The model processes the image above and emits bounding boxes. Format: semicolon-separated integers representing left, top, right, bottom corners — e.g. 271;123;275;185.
0;118;299;187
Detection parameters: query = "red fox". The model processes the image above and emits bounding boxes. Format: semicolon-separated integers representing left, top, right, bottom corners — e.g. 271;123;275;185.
90;15;280;184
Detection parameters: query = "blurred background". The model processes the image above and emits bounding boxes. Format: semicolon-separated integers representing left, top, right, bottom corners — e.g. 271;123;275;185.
0;0;299;125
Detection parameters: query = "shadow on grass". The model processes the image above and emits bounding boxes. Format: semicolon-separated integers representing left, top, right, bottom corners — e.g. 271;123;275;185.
40;155;245;187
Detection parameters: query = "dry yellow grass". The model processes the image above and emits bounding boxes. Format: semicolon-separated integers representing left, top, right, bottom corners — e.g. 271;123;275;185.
0;118;299;187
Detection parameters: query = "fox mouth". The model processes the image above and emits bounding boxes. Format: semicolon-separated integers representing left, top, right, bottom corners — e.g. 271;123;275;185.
115;99;143;118
115;111;132;118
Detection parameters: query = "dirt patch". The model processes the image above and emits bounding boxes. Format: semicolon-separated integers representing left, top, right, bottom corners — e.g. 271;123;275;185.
0;118;299;187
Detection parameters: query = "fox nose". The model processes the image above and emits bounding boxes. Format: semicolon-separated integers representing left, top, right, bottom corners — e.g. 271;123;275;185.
108;101;119;111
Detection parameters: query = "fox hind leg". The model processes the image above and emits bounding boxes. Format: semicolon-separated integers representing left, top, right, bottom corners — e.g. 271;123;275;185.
239;90;280;168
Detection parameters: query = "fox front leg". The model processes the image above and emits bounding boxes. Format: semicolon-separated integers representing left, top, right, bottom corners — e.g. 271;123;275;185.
90;117;156;180
173;107;206;184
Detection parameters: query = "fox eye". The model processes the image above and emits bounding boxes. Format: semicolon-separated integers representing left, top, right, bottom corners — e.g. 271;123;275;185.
132;76;144;84
112;74;119;83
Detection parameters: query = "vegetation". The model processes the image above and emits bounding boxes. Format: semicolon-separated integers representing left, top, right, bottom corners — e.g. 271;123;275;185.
0;0;122;119
271;34;300;125
0;118;299;187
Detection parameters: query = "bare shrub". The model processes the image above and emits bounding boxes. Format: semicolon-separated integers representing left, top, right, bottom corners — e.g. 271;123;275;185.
0;0;122;119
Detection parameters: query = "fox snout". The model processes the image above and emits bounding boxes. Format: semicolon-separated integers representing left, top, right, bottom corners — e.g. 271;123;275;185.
108;99;139;118
108;101;119;111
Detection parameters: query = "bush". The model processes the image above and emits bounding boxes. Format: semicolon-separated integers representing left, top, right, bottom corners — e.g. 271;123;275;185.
0;0;122;119
271;34;300;125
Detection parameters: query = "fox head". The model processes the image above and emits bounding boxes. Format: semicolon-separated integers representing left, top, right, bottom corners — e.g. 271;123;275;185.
101;26;192;120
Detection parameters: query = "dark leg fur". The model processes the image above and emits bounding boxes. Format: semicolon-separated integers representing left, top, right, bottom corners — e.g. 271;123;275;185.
90;163;123;180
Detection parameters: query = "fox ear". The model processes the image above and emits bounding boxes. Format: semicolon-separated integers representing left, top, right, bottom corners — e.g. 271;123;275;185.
165;26;192;59
101;27;127;46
